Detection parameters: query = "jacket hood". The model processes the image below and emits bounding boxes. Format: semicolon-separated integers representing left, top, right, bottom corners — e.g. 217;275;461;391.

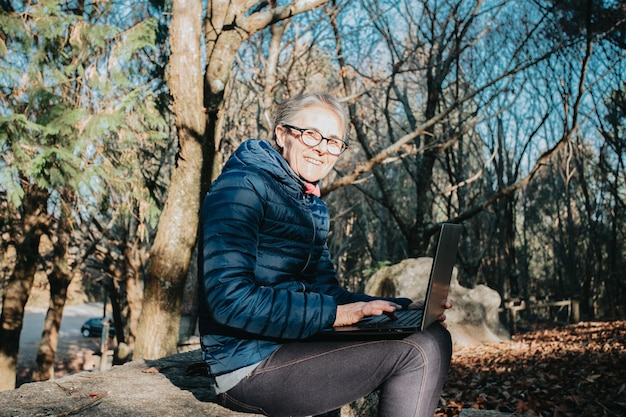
223;139;307;196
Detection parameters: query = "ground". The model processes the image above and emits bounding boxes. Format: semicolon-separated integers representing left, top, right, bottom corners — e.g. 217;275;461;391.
436;320;626;417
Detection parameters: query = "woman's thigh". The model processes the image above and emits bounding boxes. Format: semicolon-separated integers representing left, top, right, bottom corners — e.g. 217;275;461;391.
219;324;452;417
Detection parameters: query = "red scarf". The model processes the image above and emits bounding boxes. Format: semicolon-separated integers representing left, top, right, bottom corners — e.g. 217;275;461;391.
304;182;321;197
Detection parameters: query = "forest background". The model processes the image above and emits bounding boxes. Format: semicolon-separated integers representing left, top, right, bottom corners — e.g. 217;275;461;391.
0;0;624;395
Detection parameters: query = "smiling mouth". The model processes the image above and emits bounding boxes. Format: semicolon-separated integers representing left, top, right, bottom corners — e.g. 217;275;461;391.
305;157;323;166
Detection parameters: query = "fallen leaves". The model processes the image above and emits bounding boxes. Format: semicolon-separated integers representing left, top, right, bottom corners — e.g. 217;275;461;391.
436;320;626;417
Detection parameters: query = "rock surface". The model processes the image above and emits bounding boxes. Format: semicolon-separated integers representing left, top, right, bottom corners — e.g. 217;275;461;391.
0;350;259;417
365;257;510;348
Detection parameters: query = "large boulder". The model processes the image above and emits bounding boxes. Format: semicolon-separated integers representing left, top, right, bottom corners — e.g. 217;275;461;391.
365;257;510;348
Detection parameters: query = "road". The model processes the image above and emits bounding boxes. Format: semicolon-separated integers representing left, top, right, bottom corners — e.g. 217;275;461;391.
18;303;111;386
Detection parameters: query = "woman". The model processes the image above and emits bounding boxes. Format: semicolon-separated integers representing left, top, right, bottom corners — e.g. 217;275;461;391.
198;93;452;417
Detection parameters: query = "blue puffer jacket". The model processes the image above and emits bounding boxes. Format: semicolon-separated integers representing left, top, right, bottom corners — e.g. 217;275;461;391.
198;139;411;376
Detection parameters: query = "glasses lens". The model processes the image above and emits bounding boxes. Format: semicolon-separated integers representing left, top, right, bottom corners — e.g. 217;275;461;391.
327;142;343;155
295;127;345;155
300;130;322;147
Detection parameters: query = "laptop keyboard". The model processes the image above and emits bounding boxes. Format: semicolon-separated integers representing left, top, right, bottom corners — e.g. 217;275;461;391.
358;309;424;329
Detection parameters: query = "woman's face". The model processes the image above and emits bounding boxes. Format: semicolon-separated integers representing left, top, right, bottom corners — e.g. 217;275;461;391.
275;104;344;183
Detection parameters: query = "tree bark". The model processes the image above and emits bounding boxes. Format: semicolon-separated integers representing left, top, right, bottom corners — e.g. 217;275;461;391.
133;0;205;360
31;273;69;382
0;185;49;391
123;238;144;350
32;192;74;382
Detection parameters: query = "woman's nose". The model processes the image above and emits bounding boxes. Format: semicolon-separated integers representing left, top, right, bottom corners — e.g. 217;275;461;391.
313;138;329;154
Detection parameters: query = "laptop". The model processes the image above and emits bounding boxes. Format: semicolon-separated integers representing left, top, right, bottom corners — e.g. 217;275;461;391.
313;223;462;339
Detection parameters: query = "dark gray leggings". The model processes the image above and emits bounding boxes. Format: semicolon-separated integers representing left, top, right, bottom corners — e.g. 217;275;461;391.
219;323;452;417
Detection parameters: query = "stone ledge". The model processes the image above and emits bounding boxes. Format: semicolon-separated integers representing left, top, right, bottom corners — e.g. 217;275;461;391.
0;350;261;417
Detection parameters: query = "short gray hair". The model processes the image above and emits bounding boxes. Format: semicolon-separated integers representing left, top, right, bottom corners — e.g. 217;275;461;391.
271;93;350;145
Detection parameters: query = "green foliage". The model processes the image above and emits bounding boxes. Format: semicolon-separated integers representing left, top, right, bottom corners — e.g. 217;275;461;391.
0;0;169;243
29;147;80;188
0;115;37;206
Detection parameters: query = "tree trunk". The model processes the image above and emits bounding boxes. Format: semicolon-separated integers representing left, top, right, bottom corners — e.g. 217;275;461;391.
31;274;69;382
32;193;74;382
0;185;49;391
133;0;205;360
123;239;144;350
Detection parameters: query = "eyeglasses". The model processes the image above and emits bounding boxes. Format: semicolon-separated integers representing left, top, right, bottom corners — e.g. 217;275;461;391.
282;124;348;156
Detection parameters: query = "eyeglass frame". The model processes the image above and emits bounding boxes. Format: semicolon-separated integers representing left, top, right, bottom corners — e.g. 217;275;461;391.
281;124;348;156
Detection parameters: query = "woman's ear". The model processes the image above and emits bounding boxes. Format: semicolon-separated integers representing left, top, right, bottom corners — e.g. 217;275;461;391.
275;125;286;149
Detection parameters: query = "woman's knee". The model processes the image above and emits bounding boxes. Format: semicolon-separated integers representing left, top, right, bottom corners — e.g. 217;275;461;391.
430;323;453;351
405;323;452;363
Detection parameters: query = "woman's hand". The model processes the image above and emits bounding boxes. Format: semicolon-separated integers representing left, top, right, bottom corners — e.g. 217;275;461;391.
333;300;402;327
407;300;425;310
408;299;453;328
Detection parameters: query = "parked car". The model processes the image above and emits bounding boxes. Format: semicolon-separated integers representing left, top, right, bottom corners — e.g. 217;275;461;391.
81;317;115;338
